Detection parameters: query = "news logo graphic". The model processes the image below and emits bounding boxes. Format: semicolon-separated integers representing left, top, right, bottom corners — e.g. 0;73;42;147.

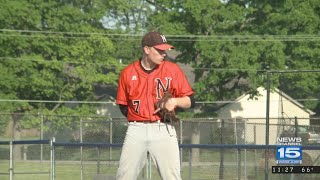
276;146;302;164
276;137;302;165
273;136;320;173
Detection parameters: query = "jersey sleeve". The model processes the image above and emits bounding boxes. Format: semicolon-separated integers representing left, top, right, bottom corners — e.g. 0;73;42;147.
116;70;128;105
174;65;194;97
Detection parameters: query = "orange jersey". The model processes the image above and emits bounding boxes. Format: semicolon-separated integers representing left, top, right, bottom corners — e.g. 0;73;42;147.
116;60;194;121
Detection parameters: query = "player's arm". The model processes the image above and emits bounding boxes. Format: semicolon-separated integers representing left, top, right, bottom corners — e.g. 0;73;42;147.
154;95;193;114
171;64;195;109
172;96;192;109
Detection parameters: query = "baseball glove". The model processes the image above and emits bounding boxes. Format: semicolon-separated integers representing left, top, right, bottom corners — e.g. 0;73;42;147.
155;91;180;123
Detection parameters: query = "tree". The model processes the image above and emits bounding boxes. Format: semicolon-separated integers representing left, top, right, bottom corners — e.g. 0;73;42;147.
143;0;319;114
0;0;122;158
250;0;320;113
102;0;156;64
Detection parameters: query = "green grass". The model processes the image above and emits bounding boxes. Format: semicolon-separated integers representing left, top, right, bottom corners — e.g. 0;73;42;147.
2;161;320;180
0;159;260;180
0;160;241;180
0;160;119;180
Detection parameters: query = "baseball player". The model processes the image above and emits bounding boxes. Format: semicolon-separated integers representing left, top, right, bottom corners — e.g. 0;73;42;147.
116;31;195;180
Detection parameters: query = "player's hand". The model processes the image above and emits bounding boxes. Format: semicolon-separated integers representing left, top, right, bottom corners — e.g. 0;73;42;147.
153;98;177;114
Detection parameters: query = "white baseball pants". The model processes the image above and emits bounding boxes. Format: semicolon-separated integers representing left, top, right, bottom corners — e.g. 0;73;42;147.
116;121;182;180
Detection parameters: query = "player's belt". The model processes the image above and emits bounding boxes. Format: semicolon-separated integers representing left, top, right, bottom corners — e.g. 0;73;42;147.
128;120;161;123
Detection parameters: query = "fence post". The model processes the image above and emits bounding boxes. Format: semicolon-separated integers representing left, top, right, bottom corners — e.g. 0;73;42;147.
109;119;113;160
188;148;192;180
143;152;152;179
294;117;298;137
147;153;152;179
97;147;101;174
244;120;247;179
180;121;183;144
80;119;83;180
9;141;13;180
237;148;241;180
40;113;43;162
219;119;225;180
180;120;183;175
265;67;271;180
50;137;55;180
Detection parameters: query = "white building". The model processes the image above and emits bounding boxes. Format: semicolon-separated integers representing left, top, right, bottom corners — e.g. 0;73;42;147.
217;87;315;145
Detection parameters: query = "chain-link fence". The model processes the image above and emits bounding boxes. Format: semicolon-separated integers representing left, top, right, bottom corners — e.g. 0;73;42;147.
0;140;53;180
1;113;320;179
2;113;319;144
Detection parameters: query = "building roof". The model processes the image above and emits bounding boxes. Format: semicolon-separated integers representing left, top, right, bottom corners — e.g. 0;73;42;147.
232;86;315;115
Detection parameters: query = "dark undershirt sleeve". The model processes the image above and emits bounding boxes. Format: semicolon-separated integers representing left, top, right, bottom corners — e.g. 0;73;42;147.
189;94;195;108
119;104;128;117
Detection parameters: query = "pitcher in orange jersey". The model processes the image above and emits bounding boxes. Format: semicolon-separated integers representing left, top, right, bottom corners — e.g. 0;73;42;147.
116;31;195;180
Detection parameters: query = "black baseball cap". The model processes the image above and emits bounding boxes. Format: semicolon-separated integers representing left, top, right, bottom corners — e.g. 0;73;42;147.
142;31;175;50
